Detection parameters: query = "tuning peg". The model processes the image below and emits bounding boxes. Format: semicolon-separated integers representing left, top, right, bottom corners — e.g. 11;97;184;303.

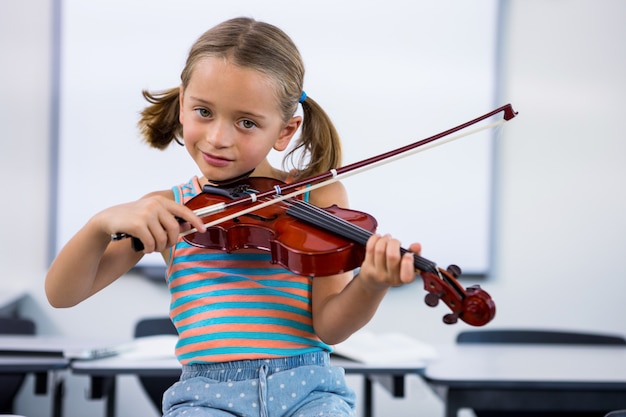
424;292;442;307
443;313;459;325
446;264;462;278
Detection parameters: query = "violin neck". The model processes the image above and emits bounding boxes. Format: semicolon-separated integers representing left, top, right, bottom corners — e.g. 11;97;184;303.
286;201;438;274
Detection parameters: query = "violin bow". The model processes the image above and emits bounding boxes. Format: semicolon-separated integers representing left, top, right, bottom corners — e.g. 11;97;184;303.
180;103;518;235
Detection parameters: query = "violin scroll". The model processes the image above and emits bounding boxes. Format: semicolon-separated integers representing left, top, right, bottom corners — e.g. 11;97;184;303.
420;265;495;327
460;285;497;326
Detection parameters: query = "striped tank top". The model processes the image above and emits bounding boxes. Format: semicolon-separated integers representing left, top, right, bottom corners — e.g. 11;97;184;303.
166;177;331;364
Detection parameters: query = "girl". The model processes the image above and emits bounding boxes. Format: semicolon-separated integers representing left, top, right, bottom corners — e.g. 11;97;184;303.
46;17;421;417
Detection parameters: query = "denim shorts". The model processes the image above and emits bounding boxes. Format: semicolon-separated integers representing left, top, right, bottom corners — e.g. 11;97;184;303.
162;351;356;417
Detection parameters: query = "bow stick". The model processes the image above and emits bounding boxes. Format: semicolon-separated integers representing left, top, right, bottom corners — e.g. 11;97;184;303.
179;103;518;236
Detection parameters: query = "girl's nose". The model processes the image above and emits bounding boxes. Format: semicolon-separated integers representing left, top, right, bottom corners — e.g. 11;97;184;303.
206;120;233;148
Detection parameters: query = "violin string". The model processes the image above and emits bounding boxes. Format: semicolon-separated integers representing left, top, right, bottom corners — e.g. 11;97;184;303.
275;202;467;307
286;201;370;244
294;202;437;273
257;196;441;275
283;201;463;293
183;193;440;274
286;200;438;274
186;195;457;291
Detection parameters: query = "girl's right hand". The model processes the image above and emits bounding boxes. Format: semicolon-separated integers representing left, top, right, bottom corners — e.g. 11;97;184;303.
93;193;207;254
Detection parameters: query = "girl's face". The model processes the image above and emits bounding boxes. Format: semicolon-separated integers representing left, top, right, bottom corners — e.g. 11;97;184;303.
179;57;301;183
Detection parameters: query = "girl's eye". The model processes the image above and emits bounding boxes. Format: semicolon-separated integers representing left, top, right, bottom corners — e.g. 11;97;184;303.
195;108;211;118
240;119;256;129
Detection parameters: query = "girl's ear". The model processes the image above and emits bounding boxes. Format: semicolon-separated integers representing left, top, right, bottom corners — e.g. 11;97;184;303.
178;85;185;124
274;116;302;151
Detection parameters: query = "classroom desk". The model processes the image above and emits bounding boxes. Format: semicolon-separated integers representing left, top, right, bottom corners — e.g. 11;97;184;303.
0;355;68;417
422;344;626;417
71;354;426;417
0;334;131;417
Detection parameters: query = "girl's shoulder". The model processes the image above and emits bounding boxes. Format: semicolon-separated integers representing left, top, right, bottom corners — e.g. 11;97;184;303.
309;180;349;208
286;169;349;208
172;176;203;203
140;177;203;204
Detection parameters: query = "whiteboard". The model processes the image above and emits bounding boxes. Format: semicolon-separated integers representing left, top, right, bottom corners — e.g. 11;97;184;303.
55;0;498;276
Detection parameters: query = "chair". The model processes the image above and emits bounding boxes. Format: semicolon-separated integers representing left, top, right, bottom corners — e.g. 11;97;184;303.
456;328;626;417
134;317;178;413
0;317;36;414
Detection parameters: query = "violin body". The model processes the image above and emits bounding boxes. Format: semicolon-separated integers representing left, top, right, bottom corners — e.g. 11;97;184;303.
183;177;378;277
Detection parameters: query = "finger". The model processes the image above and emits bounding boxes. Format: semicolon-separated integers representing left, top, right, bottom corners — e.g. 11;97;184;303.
385;237;402;269
373;234;392;271
364;234;381;266
161;212;185;248
133;228;155;253
407;242;422;256
384;237;404;285
400;252;417;284
171;204;207;234
146;217;169;253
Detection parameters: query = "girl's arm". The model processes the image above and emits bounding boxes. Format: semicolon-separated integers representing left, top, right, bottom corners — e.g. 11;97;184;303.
45;191;206;308
308;182;419;345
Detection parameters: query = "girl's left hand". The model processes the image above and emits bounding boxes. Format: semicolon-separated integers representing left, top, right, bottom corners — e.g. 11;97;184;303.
357;234;421;291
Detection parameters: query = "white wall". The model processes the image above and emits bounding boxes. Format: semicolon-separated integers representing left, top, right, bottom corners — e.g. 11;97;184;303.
2;1;625;416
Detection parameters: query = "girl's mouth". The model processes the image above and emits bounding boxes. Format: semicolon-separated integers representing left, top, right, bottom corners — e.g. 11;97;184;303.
202;152;232;167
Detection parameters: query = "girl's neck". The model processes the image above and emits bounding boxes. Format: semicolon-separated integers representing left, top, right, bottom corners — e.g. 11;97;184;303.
250;158;285;180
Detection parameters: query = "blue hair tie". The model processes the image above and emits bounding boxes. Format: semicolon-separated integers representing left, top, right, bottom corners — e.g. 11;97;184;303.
299;91;307;103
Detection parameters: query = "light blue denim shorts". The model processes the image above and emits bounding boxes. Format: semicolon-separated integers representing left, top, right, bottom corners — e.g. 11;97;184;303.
162;351;356;417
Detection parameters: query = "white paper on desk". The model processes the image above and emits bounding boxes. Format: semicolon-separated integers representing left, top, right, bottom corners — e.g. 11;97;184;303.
119;335;178;360
333;331;438;364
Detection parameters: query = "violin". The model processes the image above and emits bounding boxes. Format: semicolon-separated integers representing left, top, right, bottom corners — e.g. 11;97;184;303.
182;177;496;327
116;104;517;326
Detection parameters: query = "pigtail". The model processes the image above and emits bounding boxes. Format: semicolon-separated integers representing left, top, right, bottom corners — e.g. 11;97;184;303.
286;96;342;180
138;87;183;149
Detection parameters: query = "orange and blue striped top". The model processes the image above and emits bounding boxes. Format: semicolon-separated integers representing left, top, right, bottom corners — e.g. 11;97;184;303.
166;177;331;364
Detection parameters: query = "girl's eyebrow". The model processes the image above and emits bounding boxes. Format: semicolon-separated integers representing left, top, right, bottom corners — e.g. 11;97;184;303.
188;95;267;120
188;95;211;105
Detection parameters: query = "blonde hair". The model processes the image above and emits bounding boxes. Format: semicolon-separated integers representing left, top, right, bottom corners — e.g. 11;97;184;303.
138;17;342;179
